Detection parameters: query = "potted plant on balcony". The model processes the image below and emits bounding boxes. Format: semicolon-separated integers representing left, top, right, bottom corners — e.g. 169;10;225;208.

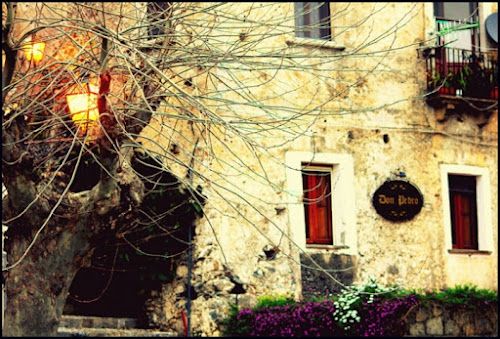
453;65;470;97
427;71;442;90
428;71;456;95
488;67;498;99
462;53;490;99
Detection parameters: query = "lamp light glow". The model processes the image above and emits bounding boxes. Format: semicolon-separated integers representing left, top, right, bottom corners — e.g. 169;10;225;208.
66;83;99;134
23;37;45;63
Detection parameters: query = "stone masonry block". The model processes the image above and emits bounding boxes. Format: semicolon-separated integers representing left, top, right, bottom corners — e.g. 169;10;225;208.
444;319;460;336
60;316;83;329
117;318;137;329
426;317;444;336
463;323;476;336
477;317;493;335
432;305;443;317
409;323;426;336
82;318;94;328
212;278;235;293
415;307;429;322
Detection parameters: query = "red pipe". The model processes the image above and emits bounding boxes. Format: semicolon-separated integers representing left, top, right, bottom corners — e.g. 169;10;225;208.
181;310;188;337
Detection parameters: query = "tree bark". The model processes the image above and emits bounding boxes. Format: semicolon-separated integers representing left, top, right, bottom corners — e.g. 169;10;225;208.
3;225;90;336
2;142;146;336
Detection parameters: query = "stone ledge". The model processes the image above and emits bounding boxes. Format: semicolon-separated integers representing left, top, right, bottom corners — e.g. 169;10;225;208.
306;245;349;251
285;37;346;51
448;249;492;255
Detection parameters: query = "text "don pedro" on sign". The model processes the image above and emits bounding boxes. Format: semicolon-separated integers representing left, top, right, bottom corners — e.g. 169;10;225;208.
372;180;423;222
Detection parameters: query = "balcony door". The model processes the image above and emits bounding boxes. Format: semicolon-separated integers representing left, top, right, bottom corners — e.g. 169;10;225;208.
434;2;479;52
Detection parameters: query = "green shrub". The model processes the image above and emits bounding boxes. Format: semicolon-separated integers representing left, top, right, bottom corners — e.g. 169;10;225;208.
255;294;296;309
220;303;253;337
413;284;498;309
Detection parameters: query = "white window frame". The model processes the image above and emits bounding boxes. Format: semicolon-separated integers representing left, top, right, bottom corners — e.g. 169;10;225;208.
285;152;357;254
440;164;493;253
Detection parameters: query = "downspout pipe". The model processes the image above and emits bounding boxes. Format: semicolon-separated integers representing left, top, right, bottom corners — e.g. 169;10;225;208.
187;220;192;337
186;137;199;337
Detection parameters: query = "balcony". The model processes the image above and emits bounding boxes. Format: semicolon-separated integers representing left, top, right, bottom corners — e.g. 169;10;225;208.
424;46;498;114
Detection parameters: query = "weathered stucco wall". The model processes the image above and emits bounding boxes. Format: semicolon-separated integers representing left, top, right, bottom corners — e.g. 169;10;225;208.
171;3;498;336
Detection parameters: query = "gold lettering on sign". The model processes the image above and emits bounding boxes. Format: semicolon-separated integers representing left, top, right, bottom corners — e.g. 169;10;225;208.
378;194;394;204
398;195;418;206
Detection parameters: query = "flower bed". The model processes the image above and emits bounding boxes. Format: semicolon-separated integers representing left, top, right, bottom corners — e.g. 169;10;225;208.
221;282;498;337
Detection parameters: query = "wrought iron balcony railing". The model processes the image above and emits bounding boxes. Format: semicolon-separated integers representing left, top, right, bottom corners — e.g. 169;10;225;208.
425;46;498;101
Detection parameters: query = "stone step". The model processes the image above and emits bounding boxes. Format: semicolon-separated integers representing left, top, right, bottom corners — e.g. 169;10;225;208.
58;316;177;337
60;315;138;329
57;327;177;337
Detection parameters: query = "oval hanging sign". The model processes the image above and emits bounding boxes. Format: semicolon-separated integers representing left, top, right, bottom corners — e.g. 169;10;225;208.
372;180;423;222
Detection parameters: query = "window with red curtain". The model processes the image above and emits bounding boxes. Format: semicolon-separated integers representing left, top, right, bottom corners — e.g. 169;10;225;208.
449;175;478;250
302;166;333;245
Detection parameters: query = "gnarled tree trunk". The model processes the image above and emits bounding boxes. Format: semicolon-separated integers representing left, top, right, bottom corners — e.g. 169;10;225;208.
4;223;91;336
2;77;149;334
3;146;146;336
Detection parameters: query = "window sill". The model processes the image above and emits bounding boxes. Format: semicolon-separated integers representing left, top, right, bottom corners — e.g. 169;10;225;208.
285;37;346;51
306;244;349;251
448;249;492;255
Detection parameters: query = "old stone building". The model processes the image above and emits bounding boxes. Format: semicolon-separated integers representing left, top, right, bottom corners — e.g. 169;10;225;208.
166;2;498;336
3;2;498;336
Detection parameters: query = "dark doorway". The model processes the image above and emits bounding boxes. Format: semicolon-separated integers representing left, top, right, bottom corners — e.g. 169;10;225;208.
63;244;168;319
63;151;203;324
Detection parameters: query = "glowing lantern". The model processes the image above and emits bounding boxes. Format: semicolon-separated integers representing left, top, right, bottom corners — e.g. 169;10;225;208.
66;83;99;134
23;37;45;63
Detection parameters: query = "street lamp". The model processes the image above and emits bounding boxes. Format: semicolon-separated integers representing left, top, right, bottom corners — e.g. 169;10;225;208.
23;37;46;63
66;83;99;134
